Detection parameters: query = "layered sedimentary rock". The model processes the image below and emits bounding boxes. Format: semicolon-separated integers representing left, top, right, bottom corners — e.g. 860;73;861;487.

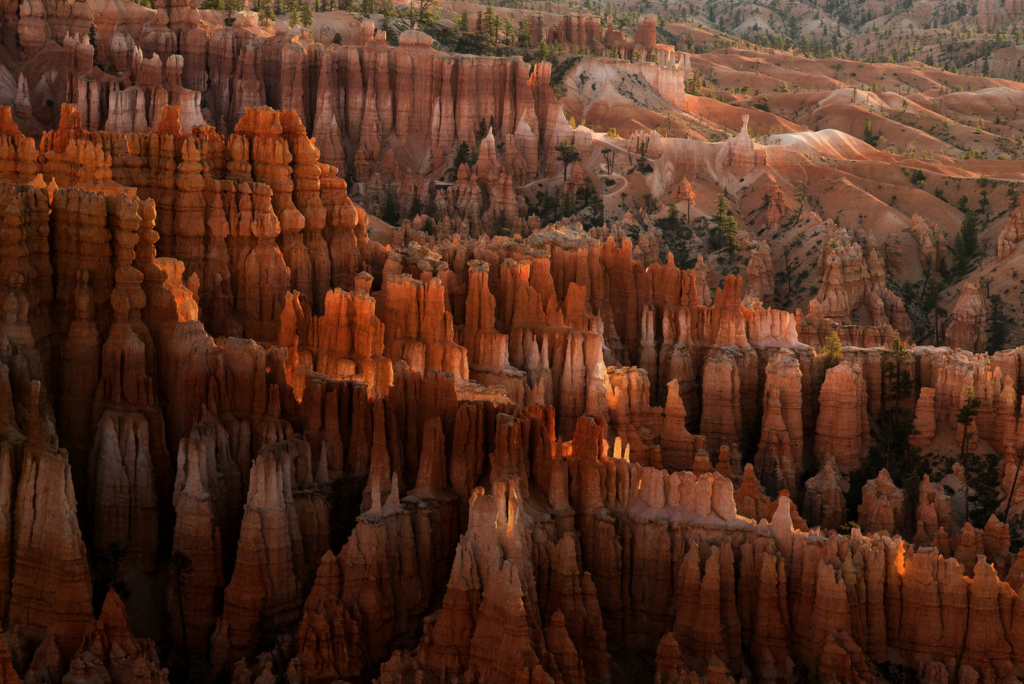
0;81;1023;684
909;214;948;269
715;116;766;179
745;241;775;305
998;206;1024;260
811;224;911;342
756;351;803;494
89;411;159;572
60;589;168;684
383;273;470;381
10;391;94;660
169;431;226;653
858;468;907;536
212;440;315;666
945;281;989;353
814;360;870;473
8;0;596;232
803;454;846;530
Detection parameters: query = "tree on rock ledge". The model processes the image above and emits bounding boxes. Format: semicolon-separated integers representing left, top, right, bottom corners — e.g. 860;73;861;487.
820;330;843;374
556;139;581;184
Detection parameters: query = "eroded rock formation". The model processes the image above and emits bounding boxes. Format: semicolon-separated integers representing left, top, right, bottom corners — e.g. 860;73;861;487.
0;67;1018;684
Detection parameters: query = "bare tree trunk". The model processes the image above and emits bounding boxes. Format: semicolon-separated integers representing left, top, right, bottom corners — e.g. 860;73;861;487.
1004;447;1024;523
961;428;972;524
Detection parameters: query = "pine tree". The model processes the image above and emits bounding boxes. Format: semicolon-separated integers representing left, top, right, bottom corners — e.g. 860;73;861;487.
792;181;806;222
518;17;532;46
987;294;1012;353
863;118;878;146
952;210;980;278
881;337;918;472
713;193;739;253
679;178;694;226
483;2;499;40
559;188;576;217
502;17;514;44
820;330;844;372
957;386;982;521
556;139;581;184
447;141;477;181
414;0;435;23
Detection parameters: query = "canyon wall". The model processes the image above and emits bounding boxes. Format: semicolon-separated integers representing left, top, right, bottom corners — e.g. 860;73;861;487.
0;97;1020;684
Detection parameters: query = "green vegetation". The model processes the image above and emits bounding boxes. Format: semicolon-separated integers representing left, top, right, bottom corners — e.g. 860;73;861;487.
845;338;941;531
950;210;980;280
527;178;604;229
201;0;243;11
863;118;880;147
445;141;478;181
290;0;313;27
819;330;844;373
986;294;1013;353
555;139;581;184
711;193;739;253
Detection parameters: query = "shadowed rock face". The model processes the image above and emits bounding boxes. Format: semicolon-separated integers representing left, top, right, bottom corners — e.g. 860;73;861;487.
3;2;1024;681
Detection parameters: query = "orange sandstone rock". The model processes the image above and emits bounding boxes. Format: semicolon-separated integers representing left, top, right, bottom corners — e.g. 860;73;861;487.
814;360;870;473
